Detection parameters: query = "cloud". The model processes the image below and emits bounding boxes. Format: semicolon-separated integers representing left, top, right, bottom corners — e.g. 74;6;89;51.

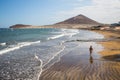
53;0;120;24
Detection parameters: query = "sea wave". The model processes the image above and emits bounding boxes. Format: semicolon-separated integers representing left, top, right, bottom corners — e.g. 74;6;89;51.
47;34;65;40
48;29;79;40
0;41;41;55
0;42;6;46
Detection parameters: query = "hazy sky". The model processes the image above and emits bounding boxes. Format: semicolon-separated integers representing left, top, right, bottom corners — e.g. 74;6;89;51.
0;0;120;28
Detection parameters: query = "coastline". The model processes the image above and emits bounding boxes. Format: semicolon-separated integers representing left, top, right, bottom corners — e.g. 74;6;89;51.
92;30;120;56
39;29;120;80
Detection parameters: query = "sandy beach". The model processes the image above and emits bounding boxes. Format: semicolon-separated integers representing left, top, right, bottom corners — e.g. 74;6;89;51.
39;30;120;80
94;30;120;56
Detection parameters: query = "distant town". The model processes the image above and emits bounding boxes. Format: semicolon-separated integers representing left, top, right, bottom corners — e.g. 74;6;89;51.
91;22;120;30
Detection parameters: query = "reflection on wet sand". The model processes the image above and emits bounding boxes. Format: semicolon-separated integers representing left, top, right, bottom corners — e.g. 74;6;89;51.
39;44;120;80
40;54;120;80
89;45;93;64
89;54;93;64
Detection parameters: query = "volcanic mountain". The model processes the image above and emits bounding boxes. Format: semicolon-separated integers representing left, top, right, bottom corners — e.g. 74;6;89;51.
9;14;101;29
56;14;100;25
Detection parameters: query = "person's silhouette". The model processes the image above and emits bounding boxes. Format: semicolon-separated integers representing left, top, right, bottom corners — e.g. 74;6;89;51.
89;45;93;64
89;45;93;55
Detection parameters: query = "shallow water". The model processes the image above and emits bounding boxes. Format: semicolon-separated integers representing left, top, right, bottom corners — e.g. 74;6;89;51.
39;41;120;80
0;28;104;80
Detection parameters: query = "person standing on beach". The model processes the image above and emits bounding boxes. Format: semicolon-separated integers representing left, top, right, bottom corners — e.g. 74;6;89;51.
89;45;93;55
89;45;93;64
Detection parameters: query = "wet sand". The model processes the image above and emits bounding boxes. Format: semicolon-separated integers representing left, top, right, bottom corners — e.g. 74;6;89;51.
39;30;120;80
94;30;120;56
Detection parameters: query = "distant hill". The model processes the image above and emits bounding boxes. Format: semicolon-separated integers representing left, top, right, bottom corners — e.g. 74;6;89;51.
9;14;101;29
56;14;100;25
9;24;55;28
10;24;32;28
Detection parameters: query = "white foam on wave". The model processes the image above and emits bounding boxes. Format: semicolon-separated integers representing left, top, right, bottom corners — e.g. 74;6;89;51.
48;29;79;40
34;41;65;79
64;29;79;37
0;41;41;55
43;41;65;67
34;54;43;80
47;34;65;40
61;28;79;37
0;42;6;46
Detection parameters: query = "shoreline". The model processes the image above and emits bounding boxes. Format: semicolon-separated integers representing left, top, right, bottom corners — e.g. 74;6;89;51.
39;29;120;80
92;30;120;57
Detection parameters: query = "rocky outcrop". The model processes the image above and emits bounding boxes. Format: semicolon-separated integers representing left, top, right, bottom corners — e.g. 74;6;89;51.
10;24;32;28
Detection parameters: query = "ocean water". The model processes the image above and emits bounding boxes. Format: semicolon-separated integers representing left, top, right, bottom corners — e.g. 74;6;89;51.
0;28;104;80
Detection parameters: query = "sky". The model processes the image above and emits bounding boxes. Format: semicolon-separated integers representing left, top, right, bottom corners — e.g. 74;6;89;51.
0;0;120;28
